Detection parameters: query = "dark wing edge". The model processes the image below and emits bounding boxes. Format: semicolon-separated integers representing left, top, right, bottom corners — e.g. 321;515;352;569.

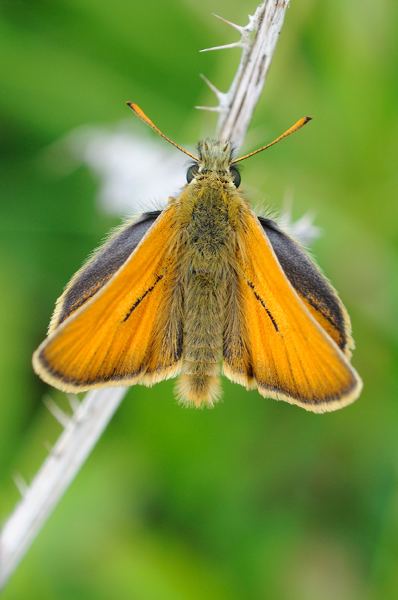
49;211;162;332
258;216;354;357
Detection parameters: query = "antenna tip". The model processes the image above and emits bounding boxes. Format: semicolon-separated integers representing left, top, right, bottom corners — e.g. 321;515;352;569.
126;102;147;120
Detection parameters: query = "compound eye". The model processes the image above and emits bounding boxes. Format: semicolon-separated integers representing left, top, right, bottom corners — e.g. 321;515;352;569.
186;163;199;183
230;166;241;188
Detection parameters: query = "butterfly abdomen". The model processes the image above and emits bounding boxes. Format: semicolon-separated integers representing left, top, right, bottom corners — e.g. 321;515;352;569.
177;271;227;407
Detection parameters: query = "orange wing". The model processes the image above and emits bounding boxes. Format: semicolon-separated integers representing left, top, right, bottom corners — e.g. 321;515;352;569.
223;211;362;412
33;206;183;392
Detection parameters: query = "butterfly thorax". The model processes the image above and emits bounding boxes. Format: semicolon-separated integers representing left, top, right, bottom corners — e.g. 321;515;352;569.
186;181;231;260
177;139;243;261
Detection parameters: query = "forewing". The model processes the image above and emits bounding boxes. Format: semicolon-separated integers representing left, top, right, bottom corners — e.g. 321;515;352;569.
223;212;362;412
33;206;182;392
259;216;352;356
50;211;162;332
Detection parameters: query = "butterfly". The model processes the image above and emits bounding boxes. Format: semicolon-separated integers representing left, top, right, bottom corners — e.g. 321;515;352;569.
33;103;362;412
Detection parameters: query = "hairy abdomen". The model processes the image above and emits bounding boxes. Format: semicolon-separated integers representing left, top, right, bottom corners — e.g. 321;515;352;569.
177;270;227;407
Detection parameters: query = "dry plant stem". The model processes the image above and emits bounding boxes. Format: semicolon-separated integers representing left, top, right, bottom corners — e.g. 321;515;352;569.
0;387;126;588
200;0;290;148
0;0;290;589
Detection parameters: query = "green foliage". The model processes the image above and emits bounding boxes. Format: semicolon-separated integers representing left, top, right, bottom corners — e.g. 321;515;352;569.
1;0;397;598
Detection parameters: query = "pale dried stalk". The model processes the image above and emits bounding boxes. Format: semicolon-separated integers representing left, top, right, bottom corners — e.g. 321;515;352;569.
0;0;290;588
0;388;126;587
199;0;290;147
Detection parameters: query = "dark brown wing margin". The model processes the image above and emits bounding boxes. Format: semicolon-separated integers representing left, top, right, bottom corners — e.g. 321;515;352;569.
258;216;352;355
52;211;161;330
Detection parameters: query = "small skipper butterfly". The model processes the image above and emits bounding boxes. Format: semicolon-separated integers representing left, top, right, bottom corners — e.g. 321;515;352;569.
33;104;362;412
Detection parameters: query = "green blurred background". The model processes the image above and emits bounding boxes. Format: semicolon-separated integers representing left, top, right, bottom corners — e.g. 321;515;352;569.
1;0;397;598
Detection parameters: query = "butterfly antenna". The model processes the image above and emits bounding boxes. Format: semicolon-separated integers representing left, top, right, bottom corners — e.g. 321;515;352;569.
127;103;199;161
232;116;312;164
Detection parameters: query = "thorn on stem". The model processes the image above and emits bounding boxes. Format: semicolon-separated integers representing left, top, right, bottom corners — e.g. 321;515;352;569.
200;41;243;53
200;74;225;101
212;13;245;34
44;397;71;428
67;394;80;414
195;105;223;113
13;473;28;498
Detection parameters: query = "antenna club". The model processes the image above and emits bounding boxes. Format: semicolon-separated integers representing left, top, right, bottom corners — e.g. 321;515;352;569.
232;115;313;164
126;102;154;125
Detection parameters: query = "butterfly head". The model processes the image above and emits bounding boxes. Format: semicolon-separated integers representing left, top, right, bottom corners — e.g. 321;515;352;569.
186;139;241;188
